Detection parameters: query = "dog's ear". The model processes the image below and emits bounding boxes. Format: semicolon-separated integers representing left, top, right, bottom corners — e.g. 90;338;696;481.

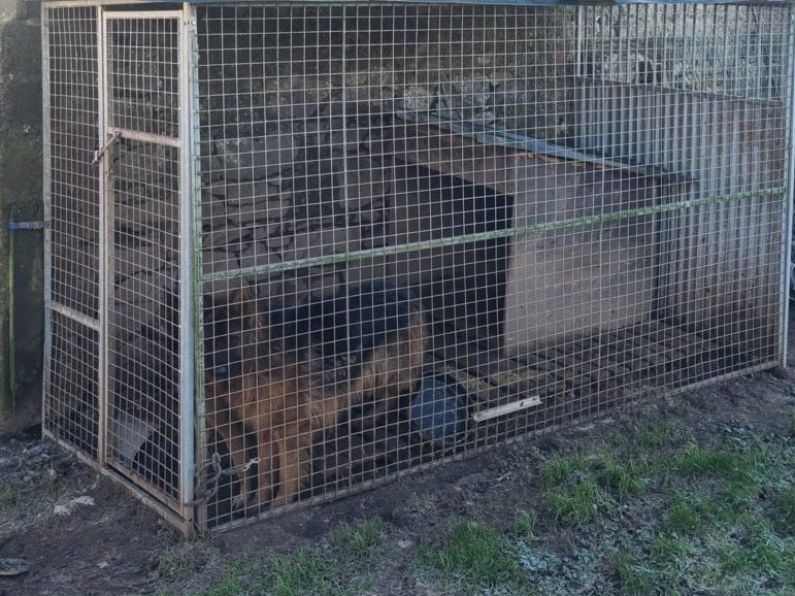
227;286;269;342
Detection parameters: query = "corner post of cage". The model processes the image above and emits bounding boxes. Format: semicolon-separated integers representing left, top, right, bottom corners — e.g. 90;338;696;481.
575;4;584;79
178;1;199;527
781;2;795;369
185;0;206;533
40;5;52;432
97;5;109;467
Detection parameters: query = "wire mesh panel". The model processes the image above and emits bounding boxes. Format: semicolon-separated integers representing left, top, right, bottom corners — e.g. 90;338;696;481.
42;4;101;460
103;13;184;507
106;16;180;139
574;3;790;386
194;2;794;532
42;0;795;535
45;311;101;458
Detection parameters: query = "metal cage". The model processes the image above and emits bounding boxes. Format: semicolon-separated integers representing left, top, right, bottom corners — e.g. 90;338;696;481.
41;0;795;535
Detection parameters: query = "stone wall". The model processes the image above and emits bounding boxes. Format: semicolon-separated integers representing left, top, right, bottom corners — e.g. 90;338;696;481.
195;5;574;313
0;0;42;432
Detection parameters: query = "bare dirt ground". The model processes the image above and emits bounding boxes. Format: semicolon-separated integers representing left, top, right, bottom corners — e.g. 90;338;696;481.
2;317;795;595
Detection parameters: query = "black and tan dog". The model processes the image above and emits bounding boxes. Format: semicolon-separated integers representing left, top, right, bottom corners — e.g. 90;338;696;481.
204;281;427;508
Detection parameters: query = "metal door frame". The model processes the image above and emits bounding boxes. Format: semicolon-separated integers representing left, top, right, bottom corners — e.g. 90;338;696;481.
98;4;196;532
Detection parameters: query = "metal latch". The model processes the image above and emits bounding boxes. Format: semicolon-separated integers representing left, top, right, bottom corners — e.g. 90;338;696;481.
92;130;123;165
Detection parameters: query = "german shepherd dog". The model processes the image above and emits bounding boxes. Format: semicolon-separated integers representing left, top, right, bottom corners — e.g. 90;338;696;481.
204;281;427;508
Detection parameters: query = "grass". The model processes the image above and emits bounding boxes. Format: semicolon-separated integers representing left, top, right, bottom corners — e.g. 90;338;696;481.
199;520;383;596
266;554;339;596
717;523;786;574
664;496;706;535
529;423;795;593
328;519;384;562
540;456;586;487
185;419;795;596
598;458;644;500
617;432;795;593
771;487;795;535
635;425;677;450
612;552;656;596
156;542;208;580
512;511;536;539
0;484;17;511
651;534;690;565
541;454;643;525
547;479;606;525
417;522;526;589
671;443;749;479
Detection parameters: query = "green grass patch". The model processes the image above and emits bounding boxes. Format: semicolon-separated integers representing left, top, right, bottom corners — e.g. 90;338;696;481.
267;554;341;596
541;456;587;487
548;479;606;525
191;420;795;596
200;559;268;596
598;459;644;500
719;532;784;575
714;521;795;590
328;518;384;562
0;484;17;511
155;542;209;580
651;534;690;565
635;426;677;450
671;443;748;479
418;522;525;588
199;519;383;596
611;552;656;596
771;487;795;536
663;496;706;535
512;511;536;539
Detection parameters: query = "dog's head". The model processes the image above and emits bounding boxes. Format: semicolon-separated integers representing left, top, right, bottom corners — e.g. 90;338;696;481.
318;282;423;385
203;287;264;380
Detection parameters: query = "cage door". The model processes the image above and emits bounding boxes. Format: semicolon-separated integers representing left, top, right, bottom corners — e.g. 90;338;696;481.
100;10;194;520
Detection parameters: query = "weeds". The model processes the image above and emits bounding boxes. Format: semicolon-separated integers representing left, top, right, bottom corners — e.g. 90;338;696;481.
512;511;536;539
328;519;384;562
664;496;705;535
541;456;586;487
155;542;210;580
0;484;16;511
199;519;382;596
651;534;690;565
671;443;746;478
417;522;525;589
771;487;795;535
190;413;795;596
598;459;644;500
635;424;678;450
612;552;655;595
548;479;606;525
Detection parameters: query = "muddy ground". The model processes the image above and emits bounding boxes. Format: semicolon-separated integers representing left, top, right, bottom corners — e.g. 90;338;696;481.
2;319;795;595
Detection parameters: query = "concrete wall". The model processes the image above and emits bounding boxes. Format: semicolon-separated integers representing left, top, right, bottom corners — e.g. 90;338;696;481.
0;0;42;432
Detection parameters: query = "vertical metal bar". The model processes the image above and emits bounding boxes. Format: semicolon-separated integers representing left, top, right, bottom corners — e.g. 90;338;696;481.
178;1;197;525
7;218;15;403
97;7;109;467
780;4;795;367
187;2;205;534
575;5;584;79
40;6;52;429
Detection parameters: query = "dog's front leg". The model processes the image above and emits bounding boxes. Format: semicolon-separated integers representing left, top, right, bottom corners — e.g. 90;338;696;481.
272;427;305;507
254;428;275;507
